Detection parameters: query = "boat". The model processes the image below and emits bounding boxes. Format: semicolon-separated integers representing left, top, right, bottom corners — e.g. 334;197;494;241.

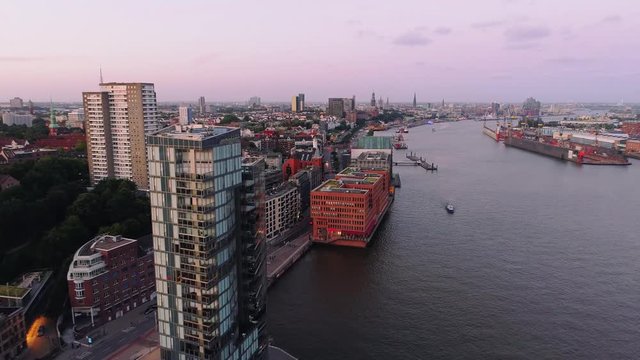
393;142;408;150
396;127;405;133
446;204;454;214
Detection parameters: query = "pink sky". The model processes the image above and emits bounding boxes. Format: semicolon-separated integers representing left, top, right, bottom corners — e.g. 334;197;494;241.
1;0;639;103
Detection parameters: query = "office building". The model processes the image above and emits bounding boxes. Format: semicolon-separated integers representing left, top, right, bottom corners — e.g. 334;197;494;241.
290;170;310;212
291;94;304;113
179;106;193;125
147;124;264;360
82;82;159;189
327;98;345;118
1;113;33;127
0;308;26;360
67;234;155;326
9;97;23;109
311;168;389;248
343;97;355;113
350;151;393;191
198;96;206;114
265;182;300;242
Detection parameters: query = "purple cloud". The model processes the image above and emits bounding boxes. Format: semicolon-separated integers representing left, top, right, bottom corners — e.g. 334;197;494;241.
600;15;622;24
393;31;431;46
356;29;384;40
504;25;551;42
471;20;505;29
0;56;45;62
546;57;593;65
434;27;452;35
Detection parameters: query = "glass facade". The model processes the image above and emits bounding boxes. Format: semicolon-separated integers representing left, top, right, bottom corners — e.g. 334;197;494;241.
147;126;262;360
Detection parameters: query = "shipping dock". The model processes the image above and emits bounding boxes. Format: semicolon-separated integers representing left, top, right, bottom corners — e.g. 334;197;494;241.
504;130;630;166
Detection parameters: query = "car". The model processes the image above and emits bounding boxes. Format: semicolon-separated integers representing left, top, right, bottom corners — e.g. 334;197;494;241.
37;325;45;337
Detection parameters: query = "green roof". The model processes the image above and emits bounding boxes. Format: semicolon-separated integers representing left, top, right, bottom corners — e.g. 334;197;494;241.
0;285;28;298
354;136;392;150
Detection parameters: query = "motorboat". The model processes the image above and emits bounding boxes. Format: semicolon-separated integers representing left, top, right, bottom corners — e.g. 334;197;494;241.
446;203;455;214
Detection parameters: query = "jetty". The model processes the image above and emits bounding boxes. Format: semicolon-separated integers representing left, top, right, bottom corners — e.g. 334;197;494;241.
399;152;438;171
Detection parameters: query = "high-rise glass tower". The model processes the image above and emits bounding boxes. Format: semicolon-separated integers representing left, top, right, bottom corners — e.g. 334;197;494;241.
147;124;264;360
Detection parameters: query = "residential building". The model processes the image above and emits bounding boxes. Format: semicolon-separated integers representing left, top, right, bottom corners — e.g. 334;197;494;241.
67;234;154;326
0;174;20;191
147;124;264;360
264;167;283;191
311;168;390;248
179;106;193;125
67;109;85;129
265;182;300;242
0;308;26;360
82;82;159;189
290;170;310;212
327;98;344;118
0;271;53;324
239;157;268;350
9;97;23;109
343;98;355;113
2;113;33;127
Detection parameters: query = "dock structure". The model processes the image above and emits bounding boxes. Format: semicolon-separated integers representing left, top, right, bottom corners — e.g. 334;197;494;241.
401;152;438;171
267;231;312;288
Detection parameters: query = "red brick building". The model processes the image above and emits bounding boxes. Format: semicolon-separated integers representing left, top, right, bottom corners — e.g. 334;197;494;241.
67;234;154;326
311;168;390;248
621;122;640;138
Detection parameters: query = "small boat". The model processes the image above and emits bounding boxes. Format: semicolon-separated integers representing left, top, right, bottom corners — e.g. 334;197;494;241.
393;142;408;150
446;204;455;214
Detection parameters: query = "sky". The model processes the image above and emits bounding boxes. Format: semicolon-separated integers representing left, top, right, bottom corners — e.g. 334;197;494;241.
1;0;639;103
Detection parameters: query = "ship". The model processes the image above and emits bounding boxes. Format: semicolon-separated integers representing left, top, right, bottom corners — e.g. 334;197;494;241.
393;142;408;150
446;204;455;214
504;131;631;166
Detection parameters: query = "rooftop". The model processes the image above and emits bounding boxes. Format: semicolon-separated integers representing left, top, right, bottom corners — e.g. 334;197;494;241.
266;181;298;198
0;285;29;299
314;179;368;194
353;136;392;150
152;124;238;141
78;234;136;256
356;151;390;161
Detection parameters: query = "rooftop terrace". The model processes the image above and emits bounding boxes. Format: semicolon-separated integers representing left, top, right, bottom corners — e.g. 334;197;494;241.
151;124;238;141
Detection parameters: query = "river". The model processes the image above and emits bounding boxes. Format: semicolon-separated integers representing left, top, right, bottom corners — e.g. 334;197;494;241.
267;120;640;359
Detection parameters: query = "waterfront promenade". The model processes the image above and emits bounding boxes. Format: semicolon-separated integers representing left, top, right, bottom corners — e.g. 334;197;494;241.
267;231;312;288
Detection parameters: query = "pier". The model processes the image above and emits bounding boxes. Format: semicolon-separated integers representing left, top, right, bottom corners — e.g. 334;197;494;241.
401;152;438;171
267;231;312;288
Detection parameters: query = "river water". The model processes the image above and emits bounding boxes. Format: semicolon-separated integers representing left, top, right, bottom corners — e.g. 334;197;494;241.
267;120;640;359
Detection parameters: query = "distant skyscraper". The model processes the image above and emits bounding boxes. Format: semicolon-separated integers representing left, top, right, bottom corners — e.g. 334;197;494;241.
178;105;193;125
379;96;383;109
291;94;304;113
198;96;206;114
386;97;389;108
27;99;33;114
9;97;23;108
413;93;417;108
147;124;265;360
342;97;355;113
370;92;376;107
441;99;445;108
248;96;261;107
328;98;345;117
82;82;158;189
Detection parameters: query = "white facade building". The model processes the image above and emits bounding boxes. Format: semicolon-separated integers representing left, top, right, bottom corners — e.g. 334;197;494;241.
2;112;33;126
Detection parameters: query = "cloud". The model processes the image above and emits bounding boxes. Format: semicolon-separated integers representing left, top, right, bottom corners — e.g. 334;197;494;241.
356;29;384;40
434;27;452;35
393;31;431;47
504;42;541;51
471;20;505;29
504;25;551;42
600;15;622;24
546;57;593;65
0;56;45;62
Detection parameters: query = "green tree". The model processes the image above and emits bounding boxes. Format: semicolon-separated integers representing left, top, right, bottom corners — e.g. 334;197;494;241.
220;114;240;124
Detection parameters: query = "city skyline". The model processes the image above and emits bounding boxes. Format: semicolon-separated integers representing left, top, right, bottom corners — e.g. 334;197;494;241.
2;0;639;103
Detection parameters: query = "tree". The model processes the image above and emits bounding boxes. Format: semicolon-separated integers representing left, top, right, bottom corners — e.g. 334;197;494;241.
220;114;240;124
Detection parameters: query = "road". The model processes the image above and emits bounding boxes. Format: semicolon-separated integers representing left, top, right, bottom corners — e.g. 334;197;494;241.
55;305;157;360
23;316;59;360
267;231;312;285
